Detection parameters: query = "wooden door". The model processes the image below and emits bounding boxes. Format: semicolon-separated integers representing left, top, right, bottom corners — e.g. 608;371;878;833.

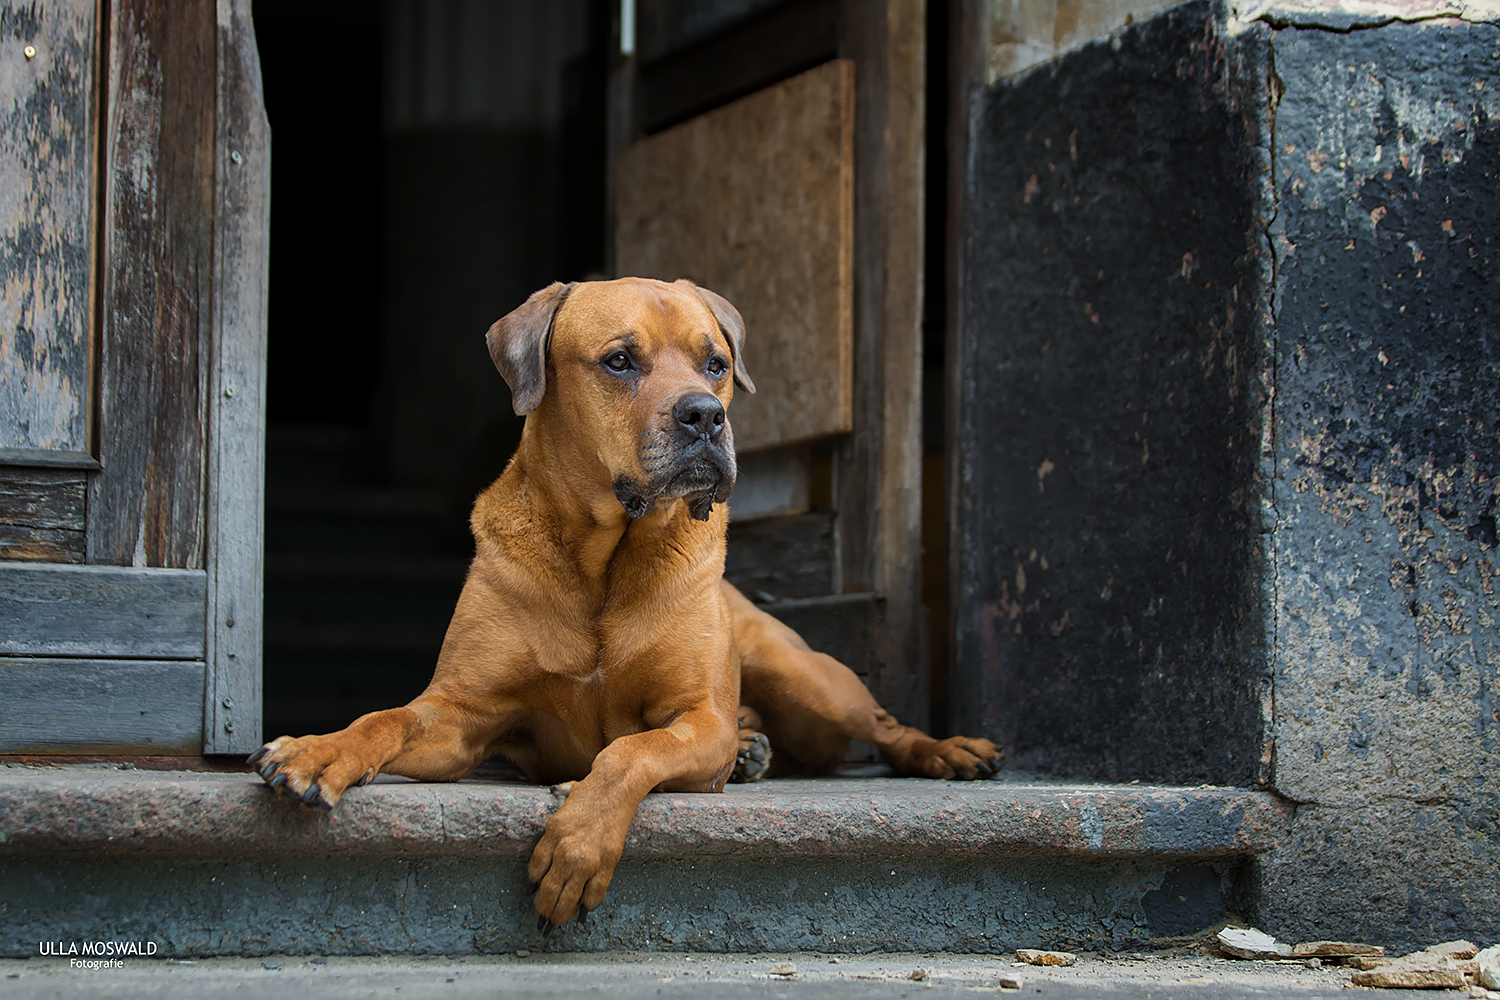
611;0;928;729
0;0;268;755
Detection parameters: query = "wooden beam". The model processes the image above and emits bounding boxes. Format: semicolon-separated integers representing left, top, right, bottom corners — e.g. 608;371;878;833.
0;563;207;659
945;0;989;739
89;0;217;568
0;658;205;754
0;468;87;563
202;0;270;754
837;0;927;729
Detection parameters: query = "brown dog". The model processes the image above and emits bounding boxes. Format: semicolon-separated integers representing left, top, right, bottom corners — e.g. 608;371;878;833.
249;278;1002;926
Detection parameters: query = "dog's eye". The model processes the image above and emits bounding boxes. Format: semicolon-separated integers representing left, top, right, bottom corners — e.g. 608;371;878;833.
706;357;727;377
603;351;633;372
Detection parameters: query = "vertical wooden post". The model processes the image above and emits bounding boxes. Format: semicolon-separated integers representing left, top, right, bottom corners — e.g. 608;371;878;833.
945;0;988;740
838;0;928;729
203;0;269;754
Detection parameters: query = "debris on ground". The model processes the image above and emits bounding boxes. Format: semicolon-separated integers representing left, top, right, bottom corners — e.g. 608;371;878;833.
1216;927;1292;959
769;962;796;977
1350;966;1467;990
1348;940;1484;991
1016;949;1076;966
998;973;1025;990
1476;945;1500;990
1293;941;1384;959
908;968;929;980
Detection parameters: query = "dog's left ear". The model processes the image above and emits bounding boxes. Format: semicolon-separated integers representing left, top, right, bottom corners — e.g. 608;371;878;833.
486;281;575;415
683;281;756;394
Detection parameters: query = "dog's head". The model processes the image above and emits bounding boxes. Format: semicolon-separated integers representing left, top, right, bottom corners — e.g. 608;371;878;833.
486;277;755;522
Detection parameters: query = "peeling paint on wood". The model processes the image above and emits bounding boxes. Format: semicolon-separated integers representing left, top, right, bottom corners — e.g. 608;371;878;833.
0;0;97;455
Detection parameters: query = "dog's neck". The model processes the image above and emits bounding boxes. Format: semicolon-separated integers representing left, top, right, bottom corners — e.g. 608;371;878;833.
476;414;722;593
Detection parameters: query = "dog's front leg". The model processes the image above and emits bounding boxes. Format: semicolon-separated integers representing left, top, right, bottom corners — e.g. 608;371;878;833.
529;707;736;926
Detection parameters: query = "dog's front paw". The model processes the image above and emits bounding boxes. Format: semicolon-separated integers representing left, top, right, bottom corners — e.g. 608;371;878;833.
528;812;621;928
913;736;1003;780
248;733;377;810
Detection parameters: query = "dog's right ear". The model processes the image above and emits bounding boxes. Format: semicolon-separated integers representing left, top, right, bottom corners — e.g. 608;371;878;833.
485;282;575;415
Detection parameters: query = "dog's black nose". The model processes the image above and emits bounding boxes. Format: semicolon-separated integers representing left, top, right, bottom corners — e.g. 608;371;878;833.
673;393;725;440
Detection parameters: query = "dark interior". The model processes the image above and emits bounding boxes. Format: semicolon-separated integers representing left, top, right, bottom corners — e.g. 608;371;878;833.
253;0;608;739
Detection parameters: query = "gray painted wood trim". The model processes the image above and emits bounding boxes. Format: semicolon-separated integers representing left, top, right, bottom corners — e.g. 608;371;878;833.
0;658;206;753
0;448;100;470
0;563;207;658
202;0;269;753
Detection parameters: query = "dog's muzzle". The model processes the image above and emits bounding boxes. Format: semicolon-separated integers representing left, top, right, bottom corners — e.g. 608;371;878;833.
613;393;737;521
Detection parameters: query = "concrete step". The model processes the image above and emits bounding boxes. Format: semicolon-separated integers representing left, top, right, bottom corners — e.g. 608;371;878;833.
0;767;1291;958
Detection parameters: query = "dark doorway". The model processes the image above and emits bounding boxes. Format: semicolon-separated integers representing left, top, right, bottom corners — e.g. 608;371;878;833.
252;0;608;739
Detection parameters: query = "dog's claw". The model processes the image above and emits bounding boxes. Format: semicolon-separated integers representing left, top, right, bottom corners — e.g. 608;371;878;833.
260;760;281;780
542;920;555;939
247;747;269;764
268;773;288;790
302;783;321;804
537;914;549;933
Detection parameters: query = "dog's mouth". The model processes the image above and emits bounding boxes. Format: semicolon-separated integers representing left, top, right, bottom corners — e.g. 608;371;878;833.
613;440;736;522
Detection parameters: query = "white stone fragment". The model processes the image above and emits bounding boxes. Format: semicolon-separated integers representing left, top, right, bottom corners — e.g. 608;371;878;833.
1217;927;1293;959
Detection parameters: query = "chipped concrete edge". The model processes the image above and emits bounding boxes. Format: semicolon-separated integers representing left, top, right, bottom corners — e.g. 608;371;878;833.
1228;0;1500;31
0;772;1296;862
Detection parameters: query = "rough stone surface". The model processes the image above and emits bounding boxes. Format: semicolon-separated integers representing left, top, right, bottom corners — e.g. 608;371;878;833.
1266;13;1500;819
1254;15;1500;952
0;767;1292;860
952;0;1275;786
1;850;1238;958
1256;803;1500;952
1016;949;1076;966
0;767;1287;957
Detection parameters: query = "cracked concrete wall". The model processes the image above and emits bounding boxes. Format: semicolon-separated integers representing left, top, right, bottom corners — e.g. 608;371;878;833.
1254;16;1499;949
955;0;1498;948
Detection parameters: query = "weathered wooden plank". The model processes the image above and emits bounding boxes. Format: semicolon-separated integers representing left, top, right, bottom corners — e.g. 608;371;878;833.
616;58;854;453
88;0;216;568
0;0;97;456
0;467;86;529
835;0;928;728
637;0;839;133
202;0;268;754
727;446;810;522
0;562;207;658
0;658;204;753
0;466;85;562
0;447;98;469
725;511;834;601
0;524;84;562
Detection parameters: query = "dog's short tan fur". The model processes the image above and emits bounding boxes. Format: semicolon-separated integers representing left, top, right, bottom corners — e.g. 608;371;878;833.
251;278;1001;926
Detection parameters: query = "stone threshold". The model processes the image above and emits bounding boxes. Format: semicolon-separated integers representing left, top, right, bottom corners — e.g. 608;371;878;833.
0;765;1293;861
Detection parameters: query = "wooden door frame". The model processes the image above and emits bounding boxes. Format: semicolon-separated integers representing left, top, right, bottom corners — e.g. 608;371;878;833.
605;0;929;729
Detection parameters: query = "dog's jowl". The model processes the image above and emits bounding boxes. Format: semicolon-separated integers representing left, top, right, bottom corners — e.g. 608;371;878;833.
250;278;1002;926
